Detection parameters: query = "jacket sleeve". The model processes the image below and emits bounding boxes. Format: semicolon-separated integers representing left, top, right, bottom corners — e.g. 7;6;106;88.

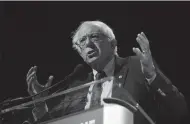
146;60;188;124
31;90;49;122
32;102;48;122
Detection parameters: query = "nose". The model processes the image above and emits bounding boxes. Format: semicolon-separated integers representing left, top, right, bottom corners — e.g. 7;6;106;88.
85;36;94;48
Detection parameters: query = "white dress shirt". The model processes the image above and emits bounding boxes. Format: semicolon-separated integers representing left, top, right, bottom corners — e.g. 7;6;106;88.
85;57;115;110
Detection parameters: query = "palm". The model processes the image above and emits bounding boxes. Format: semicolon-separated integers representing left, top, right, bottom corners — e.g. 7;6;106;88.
133;32;156;78
26;66;53;96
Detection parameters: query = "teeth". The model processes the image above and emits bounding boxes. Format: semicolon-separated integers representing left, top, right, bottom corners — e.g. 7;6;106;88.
88;51;96;57
88;51;94;54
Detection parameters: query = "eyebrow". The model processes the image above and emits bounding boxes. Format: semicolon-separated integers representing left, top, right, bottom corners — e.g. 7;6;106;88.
75;31;104;42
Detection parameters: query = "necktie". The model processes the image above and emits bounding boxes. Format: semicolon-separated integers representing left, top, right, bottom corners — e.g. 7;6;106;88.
90;71;107;108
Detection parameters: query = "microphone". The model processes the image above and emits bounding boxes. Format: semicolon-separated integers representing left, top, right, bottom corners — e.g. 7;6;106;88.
0;97;25;106
0;97;29;109
65;64;85;79
0;98;11;106
10;97;25;102
49;64;85;93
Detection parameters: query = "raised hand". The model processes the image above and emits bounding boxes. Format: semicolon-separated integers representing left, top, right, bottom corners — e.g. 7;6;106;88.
26;66;54;96
133;32;156;79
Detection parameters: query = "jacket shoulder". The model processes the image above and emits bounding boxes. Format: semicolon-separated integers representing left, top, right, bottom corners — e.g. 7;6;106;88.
126;56;144;79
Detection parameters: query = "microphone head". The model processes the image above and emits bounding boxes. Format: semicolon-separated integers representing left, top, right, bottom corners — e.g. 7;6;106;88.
73;64;84;74
70;64;85;79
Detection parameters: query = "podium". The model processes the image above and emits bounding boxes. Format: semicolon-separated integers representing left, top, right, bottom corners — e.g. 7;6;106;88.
0;76;155;124
40;104;134;124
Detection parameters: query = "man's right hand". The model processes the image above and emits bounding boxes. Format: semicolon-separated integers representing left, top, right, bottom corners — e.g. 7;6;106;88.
26;66;54;97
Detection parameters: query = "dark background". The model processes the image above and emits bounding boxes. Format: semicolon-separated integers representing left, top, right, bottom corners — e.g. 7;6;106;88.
0;1;190;117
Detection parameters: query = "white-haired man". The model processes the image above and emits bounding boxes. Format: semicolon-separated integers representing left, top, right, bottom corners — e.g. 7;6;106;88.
26;20;188;124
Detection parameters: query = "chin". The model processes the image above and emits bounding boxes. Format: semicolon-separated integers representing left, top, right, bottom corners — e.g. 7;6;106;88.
86;56;99;65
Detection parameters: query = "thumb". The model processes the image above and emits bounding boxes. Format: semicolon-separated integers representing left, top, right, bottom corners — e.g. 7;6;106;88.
45;75;54;88
132;47;143;60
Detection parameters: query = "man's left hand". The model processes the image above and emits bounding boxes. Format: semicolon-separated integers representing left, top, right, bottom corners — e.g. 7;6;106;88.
132;32;156;80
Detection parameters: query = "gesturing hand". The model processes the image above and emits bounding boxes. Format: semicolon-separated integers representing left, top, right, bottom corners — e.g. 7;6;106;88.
26;66;54;97
133;32;156;79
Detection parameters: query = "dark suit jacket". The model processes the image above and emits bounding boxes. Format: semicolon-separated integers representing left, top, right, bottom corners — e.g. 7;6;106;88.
31;56;188;124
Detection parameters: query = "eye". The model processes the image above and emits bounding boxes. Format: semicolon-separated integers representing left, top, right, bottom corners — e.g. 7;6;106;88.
90;33;100;40
79;36;87;44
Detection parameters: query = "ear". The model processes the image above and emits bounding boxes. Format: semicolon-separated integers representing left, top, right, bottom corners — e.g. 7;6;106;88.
110;39;117;49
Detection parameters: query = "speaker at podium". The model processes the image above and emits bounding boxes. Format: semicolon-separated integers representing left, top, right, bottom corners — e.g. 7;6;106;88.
39;76;138;124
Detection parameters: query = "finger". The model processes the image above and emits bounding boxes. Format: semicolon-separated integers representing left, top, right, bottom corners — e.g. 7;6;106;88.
138;33;152;55
27;75;35;88
141;32;148;40
31;66;40;86
45;75;54;88
136;34;150;53
32;71;38;82
137;33;149;45
26;66;34;78
26;66;37;82
26;71;35;84
32;66;38;79
31;83;38;94
136;37;147;52
132;47;143;60
27;77;35;95
26;72;38;85
33;66;37;73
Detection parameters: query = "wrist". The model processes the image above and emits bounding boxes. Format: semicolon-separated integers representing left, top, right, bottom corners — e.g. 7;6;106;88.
145;70;157;85
146;70;156;79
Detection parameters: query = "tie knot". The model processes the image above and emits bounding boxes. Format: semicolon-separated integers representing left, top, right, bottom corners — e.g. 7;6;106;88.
95;71;107;80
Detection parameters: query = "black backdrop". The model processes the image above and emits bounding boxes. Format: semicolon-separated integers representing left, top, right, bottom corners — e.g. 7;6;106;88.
0;1;190;116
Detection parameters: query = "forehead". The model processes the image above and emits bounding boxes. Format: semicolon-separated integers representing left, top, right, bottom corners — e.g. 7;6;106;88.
76;23;103;38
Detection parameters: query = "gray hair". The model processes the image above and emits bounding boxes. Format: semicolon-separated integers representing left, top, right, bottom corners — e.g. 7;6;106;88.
71;20;118;56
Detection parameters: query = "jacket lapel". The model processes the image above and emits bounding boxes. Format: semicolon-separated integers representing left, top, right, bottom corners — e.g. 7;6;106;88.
112;56;133;104
85;56;130;89
113;56;129;88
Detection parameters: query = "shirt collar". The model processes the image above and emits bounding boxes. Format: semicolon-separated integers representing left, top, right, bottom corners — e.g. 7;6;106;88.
92;57;115;79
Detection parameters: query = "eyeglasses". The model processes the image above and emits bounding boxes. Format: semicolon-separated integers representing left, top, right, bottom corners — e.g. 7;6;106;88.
75;32;109;50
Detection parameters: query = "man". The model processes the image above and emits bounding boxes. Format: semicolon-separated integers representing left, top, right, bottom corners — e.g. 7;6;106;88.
26;20;188;124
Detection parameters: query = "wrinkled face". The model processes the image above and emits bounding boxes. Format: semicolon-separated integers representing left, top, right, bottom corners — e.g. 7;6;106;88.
74;24;115;67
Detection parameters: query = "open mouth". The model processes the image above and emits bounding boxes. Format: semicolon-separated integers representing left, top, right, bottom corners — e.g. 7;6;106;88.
87;50;97;58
